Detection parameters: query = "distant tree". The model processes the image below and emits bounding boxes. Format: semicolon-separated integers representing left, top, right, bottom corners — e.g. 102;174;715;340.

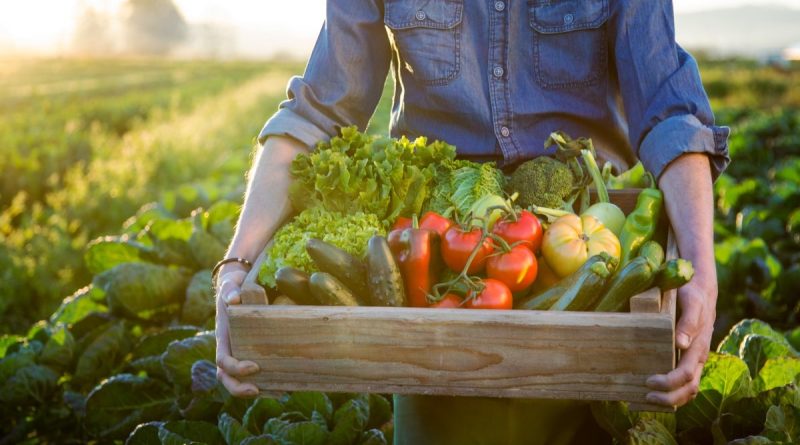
120;0;187;56
72;5;114;56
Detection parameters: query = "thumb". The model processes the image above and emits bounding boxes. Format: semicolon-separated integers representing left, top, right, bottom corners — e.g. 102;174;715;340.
676;286;704;350
224;287;241;305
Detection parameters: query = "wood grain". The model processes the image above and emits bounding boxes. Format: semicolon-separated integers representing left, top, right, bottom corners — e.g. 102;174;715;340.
228;306;675;411
630;287;662;313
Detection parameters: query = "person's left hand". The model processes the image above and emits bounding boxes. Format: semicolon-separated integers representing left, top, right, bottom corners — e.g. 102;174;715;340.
644;273;717;407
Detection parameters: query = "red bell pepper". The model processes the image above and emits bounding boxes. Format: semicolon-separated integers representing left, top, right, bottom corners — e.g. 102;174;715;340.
387;216;443;307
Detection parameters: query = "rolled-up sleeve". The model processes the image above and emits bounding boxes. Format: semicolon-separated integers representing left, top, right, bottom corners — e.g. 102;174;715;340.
611;0;730;180
258;0;391;147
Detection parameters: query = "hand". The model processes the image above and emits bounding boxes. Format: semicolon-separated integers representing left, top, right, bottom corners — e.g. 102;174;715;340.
645;274;717;407
215;265;260;398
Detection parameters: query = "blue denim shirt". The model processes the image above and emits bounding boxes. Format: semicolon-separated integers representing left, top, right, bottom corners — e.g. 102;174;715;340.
260;0;730;180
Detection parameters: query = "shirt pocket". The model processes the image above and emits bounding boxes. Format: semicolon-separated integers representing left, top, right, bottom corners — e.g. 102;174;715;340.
529;0;609;90
384;0;463;86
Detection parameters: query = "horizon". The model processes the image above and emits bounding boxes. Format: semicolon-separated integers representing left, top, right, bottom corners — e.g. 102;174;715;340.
1;0;799;59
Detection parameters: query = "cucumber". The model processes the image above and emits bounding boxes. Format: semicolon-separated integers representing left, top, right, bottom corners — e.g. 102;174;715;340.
308;272;361;306
275;267;319;305
306;238;370;303
550;259;613;311
515;255;608;311
655;259;694;290
594;248;662;312
366;235;406;307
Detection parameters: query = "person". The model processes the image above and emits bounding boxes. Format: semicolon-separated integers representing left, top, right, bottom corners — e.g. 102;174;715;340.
214;1;729;443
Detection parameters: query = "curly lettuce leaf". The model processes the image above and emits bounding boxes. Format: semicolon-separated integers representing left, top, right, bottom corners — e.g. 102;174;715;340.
289;126;456;222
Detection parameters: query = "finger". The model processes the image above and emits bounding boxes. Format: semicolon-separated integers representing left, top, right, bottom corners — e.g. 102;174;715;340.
216;354;260;377
216;368;259;398
646;339;706;391
647;363;703;407
675;286;704;349
218;278;242;305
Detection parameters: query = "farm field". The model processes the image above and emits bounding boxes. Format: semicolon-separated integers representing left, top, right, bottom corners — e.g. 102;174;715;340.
1;57;799;444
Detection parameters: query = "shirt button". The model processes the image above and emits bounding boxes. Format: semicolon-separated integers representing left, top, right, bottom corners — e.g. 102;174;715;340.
415;10;426;21
494;1;505;12
493;66;504;78
500;126;510;137
563;13;574;25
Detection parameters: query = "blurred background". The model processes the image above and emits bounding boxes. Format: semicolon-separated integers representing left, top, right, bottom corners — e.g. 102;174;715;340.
0;1;799;444
1;0;800;60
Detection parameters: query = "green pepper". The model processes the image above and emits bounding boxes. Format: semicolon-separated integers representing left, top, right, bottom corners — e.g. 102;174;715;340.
618;180;663;266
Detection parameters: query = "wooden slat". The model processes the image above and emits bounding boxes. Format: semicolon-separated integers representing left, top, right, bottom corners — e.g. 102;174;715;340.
630;288;661;313
240;242;270;305
228;306;675;411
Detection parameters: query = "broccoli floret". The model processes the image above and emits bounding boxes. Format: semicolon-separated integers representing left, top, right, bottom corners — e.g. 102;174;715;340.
507;157;574;209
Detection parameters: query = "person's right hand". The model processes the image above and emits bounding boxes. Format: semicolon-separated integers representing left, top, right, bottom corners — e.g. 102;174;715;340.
215;265;260;397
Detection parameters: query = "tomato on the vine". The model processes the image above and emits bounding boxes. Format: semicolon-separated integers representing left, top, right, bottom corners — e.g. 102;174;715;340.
486;245;538;292
429;294;463;309
441;226;494;274
492;210;543;252
464;279;513;310
419;211;453;238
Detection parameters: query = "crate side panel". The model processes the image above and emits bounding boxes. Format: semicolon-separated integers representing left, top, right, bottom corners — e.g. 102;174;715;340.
229;306;674;404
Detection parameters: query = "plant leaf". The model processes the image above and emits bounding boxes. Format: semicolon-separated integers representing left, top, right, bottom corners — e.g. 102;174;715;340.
329;395;370;445
755;358;800;392
181;270;215;326
718;319;791;356
284;392;333;425
125;421;163;445
741;335;799;377
161;332;215;387
219;412;253;445
628;418;678;445
159;420;225;445
678;353;753;431
84;374;174;440
243;398;284;435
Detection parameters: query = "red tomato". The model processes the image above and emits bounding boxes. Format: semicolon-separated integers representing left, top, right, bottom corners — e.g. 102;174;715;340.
486;245;538;292
419;211;453;238
430;294;463;308
442;226;494;274
391;216;413;232
492;210;543;252
464;279;513;310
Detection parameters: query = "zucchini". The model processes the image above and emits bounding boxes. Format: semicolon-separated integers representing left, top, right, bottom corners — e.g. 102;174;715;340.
515;254;609;311
366;235;406;307
655;259;694;290
275;267;319;305
637;241;665;267
306;238;370;303
550;258;613;311
308;272;360;306
593;244;664;312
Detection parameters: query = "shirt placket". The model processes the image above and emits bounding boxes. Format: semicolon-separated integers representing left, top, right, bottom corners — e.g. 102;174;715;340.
488;0;520;165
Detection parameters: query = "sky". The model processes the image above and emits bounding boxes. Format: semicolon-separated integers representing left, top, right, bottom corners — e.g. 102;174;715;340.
0;0;799;58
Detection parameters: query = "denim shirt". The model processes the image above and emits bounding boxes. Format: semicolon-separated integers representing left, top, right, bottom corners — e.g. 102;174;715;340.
260;0;730;180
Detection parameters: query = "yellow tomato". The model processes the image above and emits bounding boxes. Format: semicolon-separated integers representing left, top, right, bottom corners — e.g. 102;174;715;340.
542;214;621;277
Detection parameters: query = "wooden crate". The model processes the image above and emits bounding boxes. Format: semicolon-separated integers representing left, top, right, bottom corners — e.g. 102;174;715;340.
228;189;678;412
